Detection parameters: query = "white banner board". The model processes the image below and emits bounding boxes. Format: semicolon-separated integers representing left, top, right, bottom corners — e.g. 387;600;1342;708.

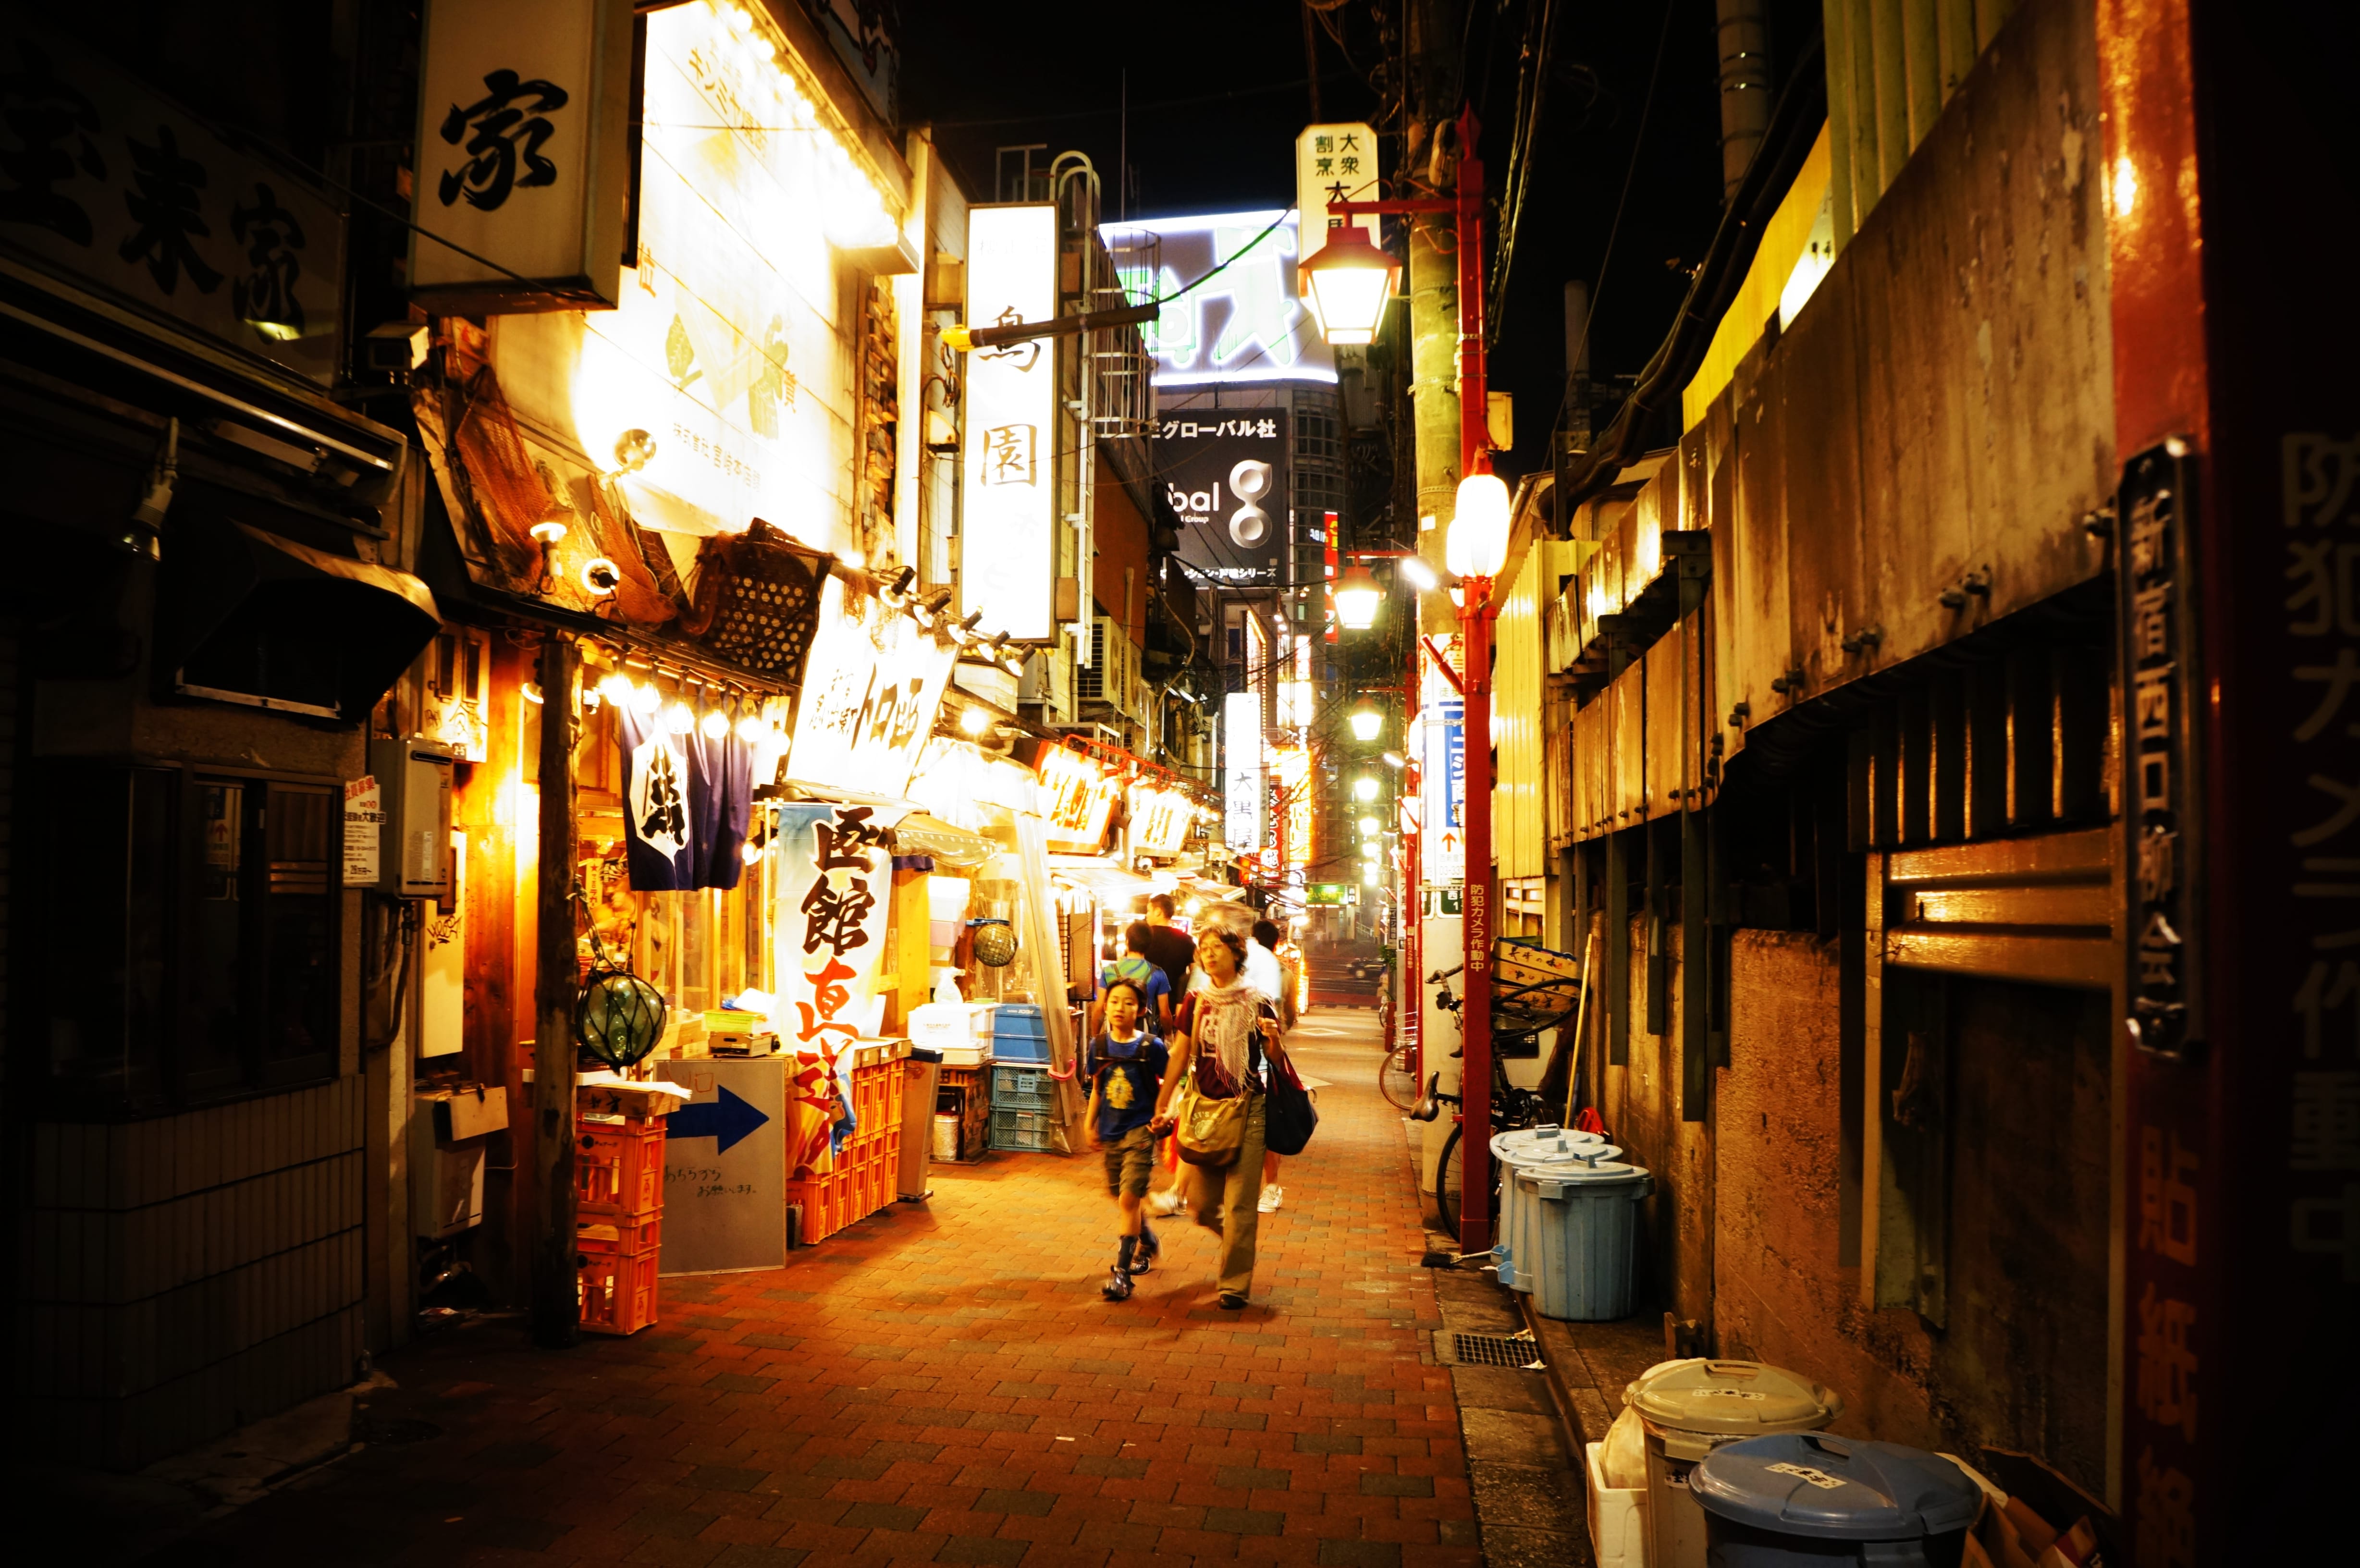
961;204;1059;640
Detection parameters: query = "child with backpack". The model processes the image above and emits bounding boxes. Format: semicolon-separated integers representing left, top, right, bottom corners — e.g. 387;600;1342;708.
1084;977;1171;1301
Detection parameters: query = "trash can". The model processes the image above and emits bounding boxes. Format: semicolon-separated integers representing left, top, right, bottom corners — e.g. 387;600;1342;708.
1628;1359;1845;1568
1692;1433;1981;1567
1489;1127;1607;1290
1521;1154;1649;1320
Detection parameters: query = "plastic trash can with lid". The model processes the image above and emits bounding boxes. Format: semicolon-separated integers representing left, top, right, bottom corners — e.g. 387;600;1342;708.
1522;1152;1649;1320
1628;1358;1845;1568
1489;1126;1607;1290
1691;1432;1981;1566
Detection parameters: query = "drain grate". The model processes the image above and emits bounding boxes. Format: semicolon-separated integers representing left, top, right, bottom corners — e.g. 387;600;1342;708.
1453;1332;1541;1368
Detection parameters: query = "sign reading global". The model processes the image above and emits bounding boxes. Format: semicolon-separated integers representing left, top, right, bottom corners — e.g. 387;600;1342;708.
1099;210;1336;387
1155;411;1291;584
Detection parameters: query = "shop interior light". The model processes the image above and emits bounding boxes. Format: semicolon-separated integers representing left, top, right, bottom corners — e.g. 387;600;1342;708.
959;705;991;735
580;556;620;596
528;518;567;545
1352;774;1380;802
521;681;544;705
1334;562;1384;631
599;672;634;707
630;681;662;717
1447;472;1512;579
700;709;730;740
1300;224;1401;347
1348;700;1383;742
612;428;657;475
735;712;767;743
741;840;764;865
664;701;695;735
1399;555;1439;592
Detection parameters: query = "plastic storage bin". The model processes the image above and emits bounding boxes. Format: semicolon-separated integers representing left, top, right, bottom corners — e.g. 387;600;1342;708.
1629;1359;1844;1568
990;1105;1058;1152
1585;1440;1647;1568
978;1004;1050;1064
992;1064;1056;1111
1692;1433;1980;1567
1520;1155;1650;1320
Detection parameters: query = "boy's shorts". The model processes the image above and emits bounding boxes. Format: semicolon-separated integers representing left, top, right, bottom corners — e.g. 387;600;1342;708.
1102;1125;1157;1198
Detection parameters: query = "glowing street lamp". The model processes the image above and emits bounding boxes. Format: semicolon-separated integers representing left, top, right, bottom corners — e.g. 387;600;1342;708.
1348;699;1383;742
1300;224;1401;346
1447;472;1512;580
1334;561;1385;630
1358;815;1380;836
1352;774;1380;803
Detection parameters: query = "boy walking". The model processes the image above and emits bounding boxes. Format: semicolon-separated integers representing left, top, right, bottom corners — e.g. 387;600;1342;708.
1084;978;1169;1300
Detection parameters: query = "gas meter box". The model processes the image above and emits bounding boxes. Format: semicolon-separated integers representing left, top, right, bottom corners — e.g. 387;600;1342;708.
367;738;455;898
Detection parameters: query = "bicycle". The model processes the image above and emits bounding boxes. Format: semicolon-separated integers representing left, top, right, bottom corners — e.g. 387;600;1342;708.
1379;1037;1418;1111
1416;966;1548;1241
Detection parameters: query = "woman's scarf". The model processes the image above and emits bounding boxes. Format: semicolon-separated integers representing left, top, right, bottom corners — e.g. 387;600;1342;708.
1194;976;1267;1091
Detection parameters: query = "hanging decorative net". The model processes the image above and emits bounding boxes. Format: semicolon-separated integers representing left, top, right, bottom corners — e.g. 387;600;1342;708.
971;918;1018;968
684;518;831;680
575;968;669;1069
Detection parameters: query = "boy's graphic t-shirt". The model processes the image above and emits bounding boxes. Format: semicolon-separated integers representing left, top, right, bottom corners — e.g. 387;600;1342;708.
1085;1029;1169;1143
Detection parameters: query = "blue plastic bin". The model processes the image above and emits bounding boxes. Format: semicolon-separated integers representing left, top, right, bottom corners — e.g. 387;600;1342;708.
979;1004;1049;1064
1520;1157;1651;1321
1692;1433;1980;1568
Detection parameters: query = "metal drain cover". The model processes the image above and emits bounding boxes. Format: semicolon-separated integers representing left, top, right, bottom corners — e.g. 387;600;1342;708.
1452;1332;1542;1368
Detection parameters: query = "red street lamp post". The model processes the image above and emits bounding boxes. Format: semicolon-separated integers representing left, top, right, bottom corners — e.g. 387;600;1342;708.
1309;106;1503;1253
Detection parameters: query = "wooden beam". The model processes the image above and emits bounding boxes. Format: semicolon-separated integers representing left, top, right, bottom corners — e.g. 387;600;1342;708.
530;637;580;1350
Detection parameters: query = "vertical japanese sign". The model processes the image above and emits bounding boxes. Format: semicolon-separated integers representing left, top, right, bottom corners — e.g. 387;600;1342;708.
1224;690;1265;852
343;776;382;883
774;803;895;1170
961;203;1058;641
0;16;348;382
411;0;633;311
2118;443;2204;1057
783;576;955;798
1294;122;1378;256
1422;699;1465;883
1275;744;1312;874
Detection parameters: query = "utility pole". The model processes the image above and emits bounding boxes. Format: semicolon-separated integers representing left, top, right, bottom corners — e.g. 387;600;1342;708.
530;636;581;1348
1407;0;1464;641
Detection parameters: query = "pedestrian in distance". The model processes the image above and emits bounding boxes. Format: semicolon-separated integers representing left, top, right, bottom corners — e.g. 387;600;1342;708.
1091;919;1174;1037
1152;928;1285;1310
1083;977;1169;1301
1252;917;1297;1214
1140;893;1197;998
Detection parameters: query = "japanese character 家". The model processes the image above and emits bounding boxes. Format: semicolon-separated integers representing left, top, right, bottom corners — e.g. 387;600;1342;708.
437;68;569;211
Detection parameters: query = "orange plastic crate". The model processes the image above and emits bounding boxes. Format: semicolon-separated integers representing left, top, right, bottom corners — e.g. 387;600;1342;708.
576;1120;664;1215
577;1210;662;1255
578;1242;660;1335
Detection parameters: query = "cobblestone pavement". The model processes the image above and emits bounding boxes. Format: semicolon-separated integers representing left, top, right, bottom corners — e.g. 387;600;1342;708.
151;1008;1480;1568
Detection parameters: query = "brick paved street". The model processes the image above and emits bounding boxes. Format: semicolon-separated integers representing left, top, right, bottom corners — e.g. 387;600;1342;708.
149;1009;1480;1568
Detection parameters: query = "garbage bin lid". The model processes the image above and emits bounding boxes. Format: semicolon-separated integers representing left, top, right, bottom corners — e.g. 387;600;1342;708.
1523;1157;1645;1184
1630;1359;1843;1433
1691;1433;1981;1541
1490;1127;1605;1161
1521;1144;1624;1170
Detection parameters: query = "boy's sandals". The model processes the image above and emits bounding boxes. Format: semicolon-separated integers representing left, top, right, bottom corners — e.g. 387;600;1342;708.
1102;1268;1134;1302
1131;1234;1159;1274
1218;1292;1248;1311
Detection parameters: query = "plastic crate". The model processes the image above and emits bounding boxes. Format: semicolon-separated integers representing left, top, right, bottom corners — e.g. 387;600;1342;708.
991;1064;1057;1112
978;1004;1050;1064
578;1241;660;1335
989;1106;1058;1152
576;1120;664;1215
577;1210;662;1255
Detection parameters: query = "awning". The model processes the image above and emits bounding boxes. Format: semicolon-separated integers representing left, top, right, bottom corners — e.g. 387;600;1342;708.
1049;855;1168;902
1179;874;1250;903
893;812;1000;869
156;517;440;722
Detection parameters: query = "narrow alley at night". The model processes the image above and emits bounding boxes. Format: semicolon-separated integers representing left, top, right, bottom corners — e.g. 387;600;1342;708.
3;2;2353;1565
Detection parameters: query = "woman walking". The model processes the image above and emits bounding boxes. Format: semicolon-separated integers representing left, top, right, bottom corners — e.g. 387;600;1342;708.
1152;928;1285;1310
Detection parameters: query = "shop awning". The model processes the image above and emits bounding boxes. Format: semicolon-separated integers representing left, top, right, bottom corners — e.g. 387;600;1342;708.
893;813;999;869
1179;874;1250;903
156;518;441;722
1049;855;1168;902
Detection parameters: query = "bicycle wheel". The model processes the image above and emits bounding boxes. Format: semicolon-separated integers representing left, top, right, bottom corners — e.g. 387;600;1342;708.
1380;1043;1419;1111
1434;1125;1463;1240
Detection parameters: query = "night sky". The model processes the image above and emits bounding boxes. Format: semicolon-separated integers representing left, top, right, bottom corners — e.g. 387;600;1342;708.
899;0;1823;477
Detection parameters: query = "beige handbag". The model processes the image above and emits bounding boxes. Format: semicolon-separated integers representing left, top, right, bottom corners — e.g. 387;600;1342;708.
1171;1068;1247;1167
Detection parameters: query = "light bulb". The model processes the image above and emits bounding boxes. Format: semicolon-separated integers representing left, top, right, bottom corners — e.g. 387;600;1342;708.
1359;816;1380;836
598;673;633;707
736;713;767;743
1352;775;1379;802
741;841;764;865
959;706;990;735
521;681;544;705
630;682;662;717
700;710;730;740
664;701;694;735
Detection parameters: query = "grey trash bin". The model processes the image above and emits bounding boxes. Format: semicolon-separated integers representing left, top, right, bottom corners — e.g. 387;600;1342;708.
1490;1127;1608;1291
1521;1153;1650;1321
1629;1358;1844;1568
1693;1433;1981;1567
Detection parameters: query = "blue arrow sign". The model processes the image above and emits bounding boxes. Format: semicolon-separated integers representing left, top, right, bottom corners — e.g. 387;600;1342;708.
665;1085;770;1154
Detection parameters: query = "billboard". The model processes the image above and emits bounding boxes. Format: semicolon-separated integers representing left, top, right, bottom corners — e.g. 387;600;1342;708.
963;203;1060;641
1100;209;1334;387
1155;411;1290;585
1224;690;1265;852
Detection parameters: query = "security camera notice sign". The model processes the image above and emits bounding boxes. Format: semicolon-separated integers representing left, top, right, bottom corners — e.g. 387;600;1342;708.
344;775;382;883
1155;411;1291;585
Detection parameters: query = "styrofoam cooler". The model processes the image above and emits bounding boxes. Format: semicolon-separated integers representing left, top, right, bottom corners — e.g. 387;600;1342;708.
1490;1127;1610;1291
1524;1158;1653;1321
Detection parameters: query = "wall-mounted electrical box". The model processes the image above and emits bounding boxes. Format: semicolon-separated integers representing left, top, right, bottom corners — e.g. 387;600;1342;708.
367;737;455;898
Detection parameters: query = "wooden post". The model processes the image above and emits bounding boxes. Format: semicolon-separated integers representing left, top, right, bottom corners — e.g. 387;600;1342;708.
529;636;580;1349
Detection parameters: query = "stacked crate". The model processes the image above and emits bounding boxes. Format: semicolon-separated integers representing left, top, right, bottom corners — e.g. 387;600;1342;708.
573;1083;671;1335
988;1063;1059;1152
786;1041;909;1244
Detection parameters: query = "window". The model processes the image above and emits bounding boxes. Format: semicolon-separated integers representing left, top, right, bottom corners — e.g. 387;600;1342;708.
33;763;341;1114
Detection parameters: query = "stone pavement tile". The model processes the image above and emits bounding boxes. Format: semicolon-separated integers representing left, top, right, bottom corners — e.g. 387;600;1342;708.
159;1010;1461;1568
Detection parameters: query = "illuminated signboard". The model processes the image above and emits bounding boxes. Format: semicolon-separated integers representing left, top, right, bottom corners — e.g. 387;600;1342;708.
1036;744;1119;854
1129;782;1195;858
1275;744;1312;871
1099;209;1335;387
1224;691;1265;851
1155;411;1290;583
492;0;901;543
963;203;1060;640
783;576;955;798
1294;122;1380;269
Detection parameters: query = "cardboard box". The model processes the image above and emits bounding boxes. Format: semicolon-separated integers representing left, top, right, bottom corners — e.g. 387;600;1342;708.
426;1084;508;1142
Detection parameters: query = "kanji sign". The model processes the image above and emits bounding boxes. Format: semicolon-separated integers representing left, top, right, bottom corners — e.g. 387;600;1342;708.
961;203;1058;640
784;575;955;799
411;0;632;311
0;17;345;381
